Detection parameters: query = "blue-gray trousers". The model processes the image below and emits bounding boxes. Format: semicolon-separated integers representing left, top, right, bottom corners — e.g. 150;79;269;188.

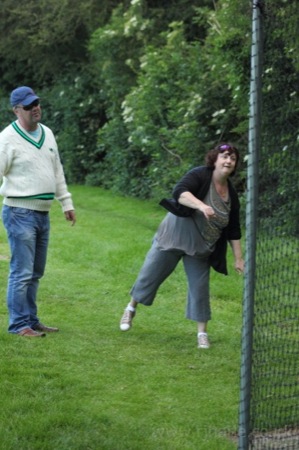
130;239;211;322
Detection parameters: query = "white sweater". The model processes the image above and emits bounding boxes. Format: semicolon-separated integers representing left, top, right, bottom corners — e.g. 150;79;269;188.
0;120;74;212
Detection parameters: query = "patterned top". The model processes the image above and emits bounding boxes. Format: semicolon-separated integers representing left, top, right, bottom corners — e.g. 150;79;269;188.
199;181;230;248
156;181;230;257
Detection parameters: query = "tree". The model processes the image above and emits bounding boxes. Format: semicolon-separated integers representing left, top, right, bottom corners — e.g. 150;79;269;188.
88;0;251;198
0;0;122;89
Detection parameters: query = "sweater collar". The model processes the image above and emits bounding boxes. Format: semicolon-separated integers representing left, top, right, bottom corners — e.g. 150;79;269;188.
12;120;45;149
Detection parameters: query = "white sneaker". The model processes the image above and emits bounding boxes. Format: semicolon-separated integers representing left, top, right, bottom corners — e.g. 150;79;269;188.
198;333;210;349
120;308;136;331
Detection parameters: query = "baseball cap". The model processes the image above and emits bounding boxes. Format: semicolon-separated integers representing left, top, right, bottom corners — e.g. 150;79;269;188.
10;86;39;107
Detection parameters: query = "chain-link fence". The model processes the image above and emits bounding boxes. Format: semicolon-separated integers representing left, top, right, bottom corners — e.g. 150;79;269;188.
238;1;299;449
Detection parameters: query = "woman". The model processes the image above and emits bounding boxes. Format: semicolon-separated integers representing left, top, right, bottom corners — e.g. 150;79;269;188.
119;143;244;348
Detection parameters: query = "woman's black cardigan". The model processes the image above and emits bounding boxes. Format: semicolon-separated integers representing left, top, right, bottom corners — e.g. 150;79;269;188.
159;166;242;275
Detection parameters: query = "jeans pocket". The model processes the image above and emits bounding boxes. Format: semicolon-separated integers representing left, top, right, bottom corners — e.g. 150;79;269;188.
11;207;31;217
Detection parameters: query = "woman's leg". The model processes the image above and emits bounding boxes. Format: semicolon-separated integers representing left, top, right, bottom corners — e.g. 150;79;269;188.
182;254;211;348
120;239;182;330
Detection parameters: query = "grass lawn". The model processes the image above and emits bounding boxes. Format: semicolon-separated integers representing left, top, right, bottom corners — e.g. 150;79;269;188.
0;186;244;450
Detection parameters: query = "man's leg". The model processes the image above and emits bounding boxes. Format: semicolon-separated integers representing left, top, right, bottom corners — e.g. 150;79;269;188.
2;206;38;333
28;212;50;328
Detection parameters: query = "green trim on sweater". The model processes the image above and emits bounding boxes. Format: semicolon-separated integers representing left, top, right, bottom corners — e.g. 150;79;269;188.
12;121;46;149
7;193;55;200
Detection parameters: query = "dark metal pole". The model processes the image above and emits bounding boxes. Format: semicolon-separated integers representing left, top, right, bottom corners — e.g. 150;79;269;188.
238;1;263;449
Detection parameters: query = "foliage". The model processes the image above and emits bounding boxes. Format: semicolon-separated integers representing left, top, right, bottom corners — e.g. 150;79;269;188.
88;0;158;195
41;69;105;184
89;0;164;119
196;1;252;138
118;22;209;198
0;0;122;89
0;90;16;130
256;0;299;234
91;20;209;197
89;1;251;198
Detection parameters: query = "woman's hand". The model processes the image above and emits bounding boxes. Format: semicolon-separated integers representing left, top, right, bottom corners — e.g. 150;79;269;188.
234;258;244;275
199;204;216;220
229;240;244;274
178;191;216;220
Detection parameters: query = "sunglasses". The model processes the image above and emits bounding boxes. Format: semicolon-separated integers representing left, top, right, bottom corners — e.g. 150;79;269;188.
21;99;40;111
218;144;234;151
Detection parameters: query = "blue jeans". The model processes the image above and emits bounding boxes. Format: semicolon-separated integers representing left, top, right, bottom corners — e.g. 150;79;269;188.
2;206;50;333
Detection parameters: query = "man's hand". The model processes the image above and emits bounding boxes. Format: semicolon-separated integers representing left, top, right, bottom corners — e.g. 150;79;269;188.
64;210;76;226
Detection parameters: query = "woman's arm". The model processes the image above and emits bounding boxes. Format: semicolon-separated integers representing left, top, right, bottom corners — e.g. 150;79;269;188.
229;239;244;274
178;191;216;220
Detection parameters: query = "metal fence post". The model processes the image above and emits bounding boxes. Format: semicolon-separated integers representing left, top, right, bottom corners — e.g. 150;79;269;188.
238;2;263;449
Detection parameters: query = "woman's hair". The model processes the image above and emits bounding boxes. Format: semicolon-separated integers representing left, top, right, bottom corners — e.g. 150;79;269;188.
205;143;240;176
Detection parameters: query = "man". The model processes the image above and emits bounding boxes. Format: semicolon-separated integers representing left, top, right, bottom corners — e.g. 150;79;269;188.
0;86;76;337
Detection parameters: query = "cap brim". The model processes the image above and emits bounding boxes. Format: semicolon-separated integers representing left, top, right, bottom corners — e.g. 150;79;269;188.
22;95;40;106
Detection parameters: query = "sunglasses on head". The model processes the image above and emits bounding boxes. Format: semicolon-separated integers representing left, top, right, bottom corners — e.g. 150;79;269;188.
218;144;234;152
22;99;40;111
